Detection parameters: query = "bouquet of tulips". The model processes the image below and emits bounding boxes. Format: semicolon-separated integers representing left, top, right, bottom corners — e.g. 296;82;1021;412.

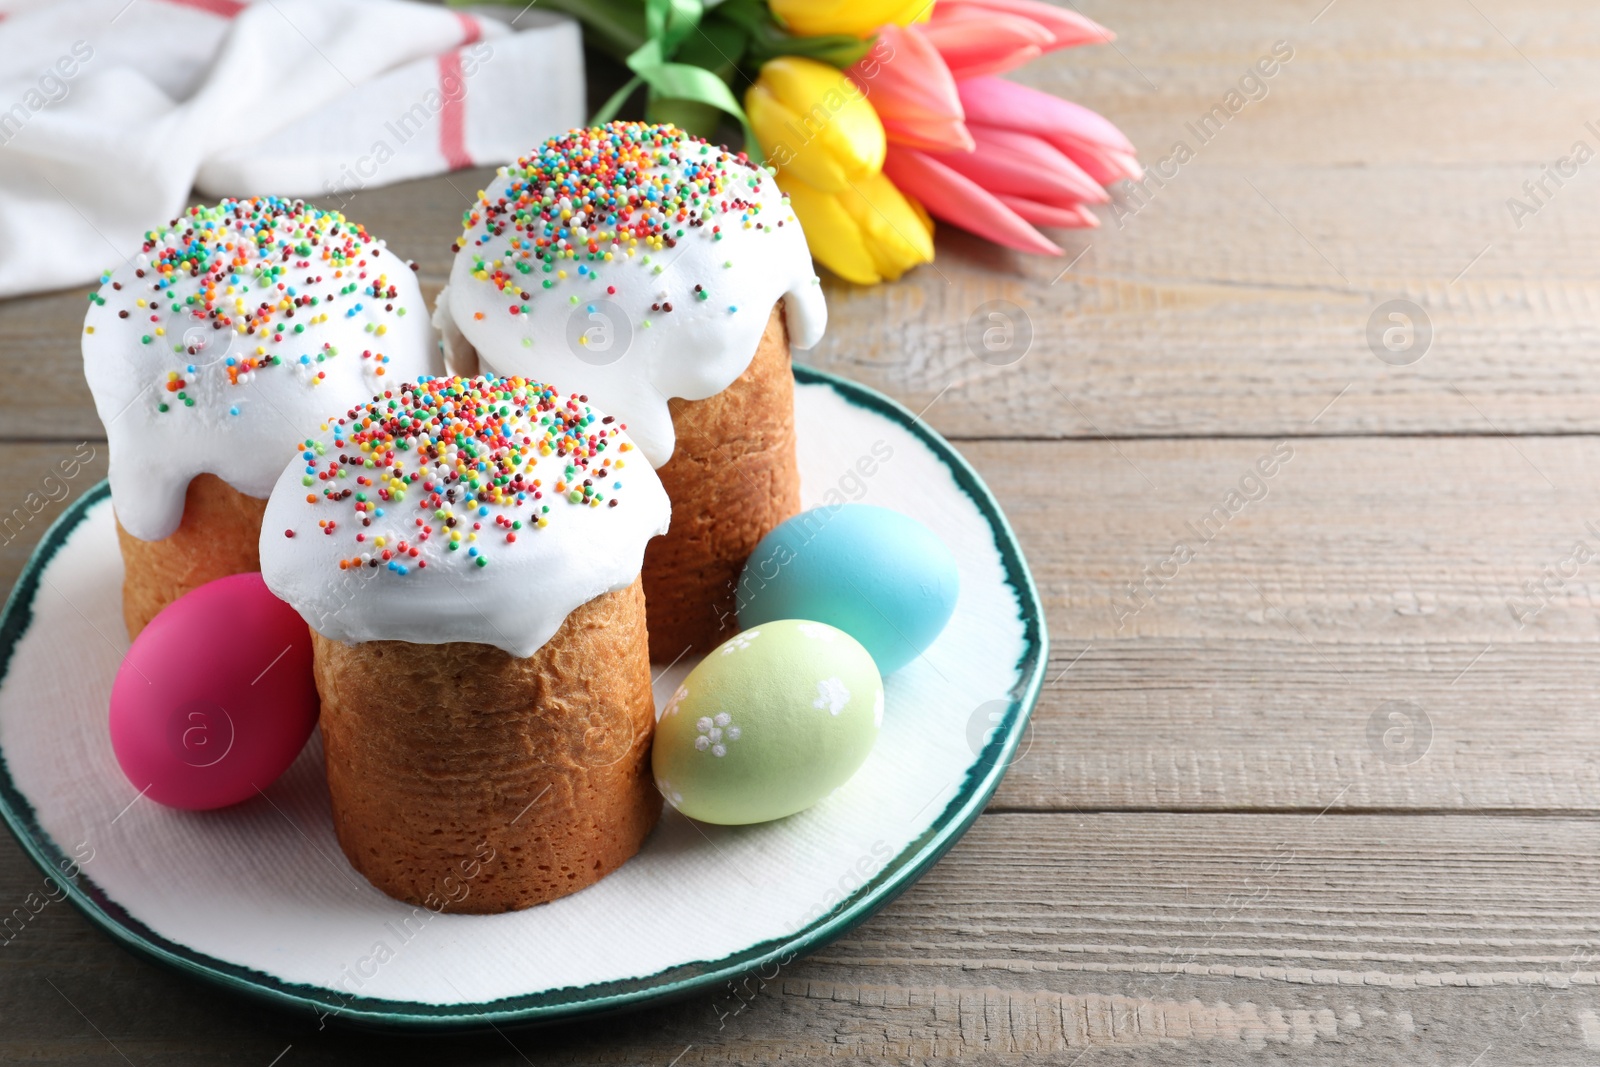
466;0;1139;285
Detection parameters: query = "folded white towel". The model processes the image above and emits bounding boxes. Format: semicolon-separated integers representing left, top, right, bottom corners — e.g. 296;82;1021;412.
0;0;585;298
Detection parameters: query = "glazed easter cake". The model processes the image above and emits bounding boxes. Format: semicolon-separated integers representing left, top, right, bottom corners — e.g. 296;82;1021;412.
81;197;440;637
77;137;967;925
259;375;670;913
433;122;827;659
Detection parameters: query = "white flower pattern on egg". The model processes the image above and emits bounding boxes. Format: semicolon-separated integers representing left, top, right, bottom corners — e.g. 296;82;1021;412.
813;677;850;716
797;623;836;643
694;712;742;757
658;684;689;722
720;630;760;655
656;777;684;806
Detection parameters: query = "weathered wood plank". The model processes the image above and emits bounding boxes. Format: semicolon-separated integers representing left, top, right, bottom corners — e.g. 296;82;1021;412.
999;636;1600;813
0;442;106;597
2;813;1597;1063
969;433;1600;645
965;433;1600;811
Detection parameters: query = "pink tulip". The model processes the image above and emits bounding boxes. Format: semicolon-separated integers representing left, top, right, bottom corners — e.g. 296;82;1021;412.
935;0;1116;49
883;147;1065;256
1053;141;1142;186
963;124;1108;203
996;196;1099;229
849;23;973;153
958;76;1134;154
959;76;1141;182
859;7;1136;258
925;0;1113;77
919;11;1050;80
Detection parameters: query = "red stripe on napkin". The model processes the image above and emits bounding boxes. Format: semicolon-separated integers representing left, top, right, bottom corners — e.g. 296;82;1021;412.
454;11;482;44
159;0;246;17
438;51;471;171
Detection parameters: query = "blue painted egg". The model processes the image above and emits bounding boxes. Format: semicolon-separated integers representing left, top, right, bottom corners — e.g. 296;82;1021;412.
737;505;959;674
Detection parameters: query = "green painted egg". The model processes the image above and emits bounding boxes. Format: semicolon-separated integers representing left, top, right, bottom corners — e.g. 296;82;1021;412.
652;619;884;825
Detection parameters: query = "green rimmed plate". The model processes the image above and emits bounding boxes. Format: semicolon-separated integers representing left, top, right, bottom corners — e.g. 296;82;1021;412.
0;365;1046;1031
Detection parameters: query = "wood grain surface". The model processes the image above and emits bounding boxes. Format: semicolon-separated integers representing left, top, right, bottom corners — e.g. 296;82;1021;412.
4;0;1600;1062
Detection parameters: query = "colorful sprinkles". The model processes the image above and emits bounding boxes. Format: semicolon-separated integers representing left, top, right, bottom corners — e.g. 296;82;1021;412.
454;122;790;326
288;376;634;575
89;197;411;411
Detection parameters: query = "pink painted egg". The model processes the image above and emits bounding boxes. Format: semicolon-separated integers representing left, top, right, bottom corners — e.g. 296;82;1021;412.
109;572;318;810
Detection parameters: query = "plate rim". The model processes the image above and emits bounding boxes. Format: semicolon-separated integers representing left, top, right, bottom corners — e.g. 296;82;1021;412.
0;364;1048;1031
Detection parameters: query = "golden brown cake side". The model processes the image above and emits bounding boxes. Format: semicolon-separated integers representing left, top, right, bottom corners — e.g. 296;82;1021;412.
312;577;660;914
115;472;269;639
642;302;801;659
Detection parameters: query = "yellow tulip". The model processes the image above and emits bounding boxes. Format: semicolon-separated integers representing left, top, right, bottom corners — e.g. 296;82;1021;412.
747;57;886;194
770;0;930;38
779;170;934;285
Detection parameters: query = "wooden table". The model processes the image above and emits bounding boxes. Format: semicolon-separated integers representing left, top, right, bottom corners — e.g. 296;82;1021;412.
5;0;1598;1061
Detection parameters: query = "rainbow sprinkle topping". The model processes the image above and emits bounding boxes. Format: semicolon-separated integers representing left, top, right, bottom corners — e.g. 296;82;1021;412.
456;122;787;323
90;197;412;411
288;376;635;574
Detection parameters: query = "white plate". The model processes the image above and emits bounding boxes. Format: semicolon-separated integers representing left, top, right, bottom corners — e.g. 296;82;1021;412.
0;367;1046;1030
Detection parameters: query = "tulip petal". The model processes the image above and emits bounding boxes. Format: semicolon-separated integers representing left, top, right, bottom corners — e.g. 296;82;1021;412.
958;76;1136;154
967;123;1109;203
922;13;1049;79
1048;136;1144;184
906;193;934;234
1107;149;1142;181
943;45;1044;81
883;147;1063;256
747;83;852;192
927;8;1054;45
851;25;962;116
838;170;936;280
777;175;883;285
995;194;1099;228
926;145;1091;208
881;116;977;153
934;0;1114;50
748;58;888;194
850;24;974;153
759;57;887;180
770;0;928;38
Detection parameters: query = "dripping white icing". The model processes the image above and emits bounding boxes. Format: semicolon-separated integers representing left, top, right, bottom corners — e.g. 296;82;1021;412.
81;197;441;541
258;376;670;658
435;124;827;468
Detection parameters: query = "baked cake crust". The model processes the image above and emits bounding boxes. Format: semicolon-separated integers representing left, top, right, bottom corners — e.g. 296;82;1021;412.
642;301;801;659
115;473;267;639
311;577;660;913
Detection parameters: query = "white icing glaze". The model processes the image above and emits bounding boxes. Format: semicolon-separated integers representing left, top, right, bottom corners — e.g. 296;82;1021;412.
82;198;442;542
435;123;827;468
258;376;670;658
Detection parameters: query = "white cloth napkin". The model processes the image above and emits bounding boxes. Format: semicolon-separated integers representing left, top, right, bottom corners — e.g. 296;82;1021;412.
0;0;585;298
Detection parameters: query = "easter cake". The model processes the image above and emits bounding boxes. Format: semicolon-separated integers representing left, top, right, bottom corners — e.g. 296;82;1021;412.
432;122;827;660
81;197;441;637
259;375;671;913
